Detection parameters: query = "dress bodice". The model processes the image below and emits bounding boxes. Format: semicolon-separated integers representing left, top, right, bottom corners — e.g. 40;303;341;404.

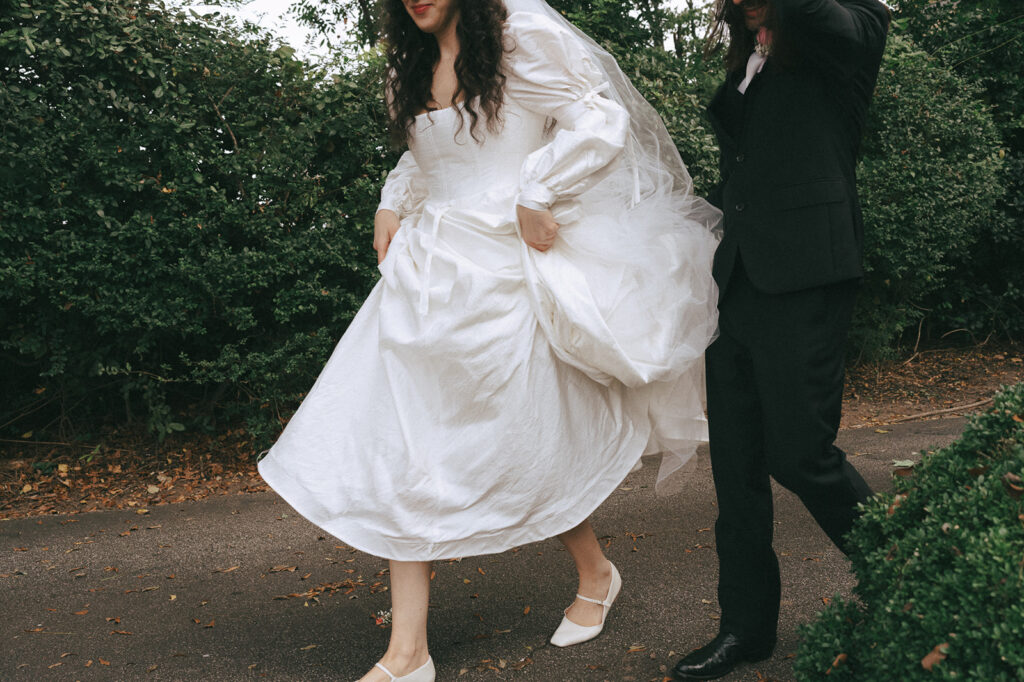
377;11;632;221
408;99;550;205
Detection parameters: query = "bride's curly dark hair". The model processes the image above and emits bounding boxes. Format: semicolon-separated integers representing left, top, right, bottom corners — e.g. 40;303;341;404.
383;0;509;144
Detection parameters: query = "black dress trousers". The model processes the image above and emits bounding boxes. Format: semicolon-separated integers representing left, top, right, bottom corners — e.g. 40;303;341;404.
704;258;873;640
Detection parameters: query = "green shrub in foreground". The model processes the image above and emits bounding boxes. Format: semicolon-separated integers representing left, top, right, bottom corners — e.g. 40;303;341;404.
795;383;1024;681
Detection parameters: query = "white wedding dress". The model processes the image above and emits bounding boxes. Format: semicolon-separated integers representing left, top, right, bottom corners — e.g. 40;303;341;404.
257;11;720;561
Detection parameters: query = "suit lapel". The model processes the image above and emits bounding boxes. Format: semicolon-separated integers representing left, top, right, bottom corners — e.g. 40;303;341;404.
708;71;743;149
735;57;774;142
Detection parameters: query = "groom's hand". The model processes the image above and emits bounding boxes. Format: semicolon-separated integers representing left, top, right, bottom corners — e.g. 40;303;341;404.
517;204;559;252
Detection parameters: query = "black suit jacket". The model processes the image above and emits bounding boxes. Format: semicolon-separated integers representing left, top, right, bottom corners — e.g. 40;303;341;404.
707;0;889;295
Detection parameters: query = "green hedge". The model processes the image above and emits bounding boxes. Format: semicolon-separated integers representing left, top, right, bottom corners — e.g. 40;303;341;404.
616;45;721;200
0;3;1013;445
0;1;394;443
621;33;1007;358
893;0;1024;340
795;382;1024;681
851;35;1004;357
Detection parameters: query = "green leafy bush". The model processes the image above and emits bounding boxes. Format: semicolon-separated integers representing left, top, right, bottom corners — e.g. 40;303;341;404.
851;35;1004;357
0;0;723;446
551;0;723;198
1;1;1017;448
614;27;1009;359
795;382;1024;681
548;0;666;52
0;1;395;443
616;45;721;199
890;0;1024;342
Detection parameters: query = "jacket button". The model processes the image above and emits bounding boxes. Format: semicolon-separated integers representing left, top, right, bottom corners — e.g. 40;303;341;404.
735;203;745;212
736;153;745;163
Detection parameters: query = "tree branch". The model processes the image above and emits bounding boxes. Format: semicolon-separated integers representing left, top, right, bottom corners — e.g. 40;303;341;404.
209;85;239;152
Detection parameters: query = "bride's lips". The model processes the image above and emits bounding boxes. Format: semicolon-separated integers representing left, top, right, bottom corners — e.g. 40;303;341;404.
411;3;430;15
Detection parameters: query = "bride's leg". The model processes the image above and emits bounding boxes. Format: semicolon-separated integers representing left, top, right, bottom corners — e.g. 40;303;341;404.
556;519;615;627
358;560;432;682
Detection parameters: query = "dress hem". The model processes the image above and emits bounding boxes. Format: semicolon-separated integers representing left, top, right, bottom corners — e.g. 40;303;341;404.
257;438;650;562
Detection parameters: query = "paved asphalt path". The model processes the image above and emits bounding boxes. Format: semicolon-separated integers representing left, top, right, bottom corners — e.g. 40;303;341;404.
2;417;967;682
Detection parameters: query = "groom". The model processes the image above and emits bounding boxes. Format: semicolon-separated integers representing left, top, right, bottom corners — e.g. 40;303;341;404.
672;0;890;679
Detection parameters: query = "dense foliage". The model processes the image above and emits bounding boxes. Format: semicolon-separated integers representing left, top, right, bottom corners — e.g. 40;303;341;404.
892;0;1024;341
1;0;1019;444
615;41;721;198
795;382;1024;680
547;0;670;51
0;0;395;442
288;0;676;53
852;36;1004;357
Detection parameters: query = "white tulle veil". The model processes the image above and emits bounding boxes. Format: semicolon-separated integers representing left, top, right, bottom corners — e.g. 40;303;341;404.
503;0;722;231
502;0;723;494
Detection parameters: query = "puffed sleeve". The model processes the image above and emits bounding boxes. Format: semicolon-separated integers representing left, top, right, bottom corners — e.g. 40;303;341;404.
377;150;428;219
504;11;630;211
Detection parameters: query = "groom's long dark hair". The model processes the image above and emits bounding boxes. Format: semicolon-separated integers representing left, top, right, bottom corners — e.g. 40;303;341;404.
705;0;793;73
383;0;509;144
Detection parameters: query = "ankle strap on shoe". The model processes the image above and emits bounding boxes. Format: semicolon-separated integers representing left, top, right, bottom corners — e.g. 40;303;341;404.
374;662;397;681
575;593;608;606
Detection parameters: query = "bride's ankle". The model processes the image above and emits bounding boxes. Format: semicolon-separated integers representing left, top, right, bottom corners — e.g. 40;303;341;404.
577;559;613;594
379;645;430;675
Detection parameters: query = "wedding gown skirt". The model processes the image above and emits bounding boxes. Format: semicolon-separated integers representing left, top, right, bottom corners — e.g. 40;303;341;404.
258;12;719;561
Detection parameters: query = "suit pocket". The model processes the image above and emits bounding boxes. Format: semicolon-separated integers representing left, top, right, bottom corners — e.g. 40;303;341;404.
764;179;849;282
771;179;846;210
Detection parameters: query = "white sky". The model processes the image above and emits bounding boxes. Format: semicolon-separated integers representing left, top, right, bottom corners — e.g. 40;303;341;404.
184;0;342;61
184;0;702;61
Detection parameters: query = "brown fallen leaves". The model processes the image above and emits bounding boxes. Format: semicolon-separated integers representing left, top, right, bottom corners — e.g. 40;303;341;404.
458;656;531;675
921;643;949;671
1;427;268;520
2;344;1019;526
1002;472;1023;499
842;342;1024;428
274;579;367;601
826;652;848;675
887;494;908;516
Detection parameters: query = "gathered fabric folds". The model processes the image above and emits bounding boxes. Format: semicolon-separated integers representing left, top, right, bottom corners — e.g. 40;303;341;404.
257;9;721;561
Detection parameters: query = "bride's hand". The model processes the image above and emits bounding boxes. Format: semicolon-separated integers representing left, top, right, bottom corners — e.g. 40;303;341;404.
517;205;559;252
373;209;401;264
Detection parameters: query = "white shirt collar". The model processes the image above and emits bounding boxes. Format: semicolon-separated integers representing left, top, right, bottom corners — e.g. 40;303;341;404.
737;50;768;95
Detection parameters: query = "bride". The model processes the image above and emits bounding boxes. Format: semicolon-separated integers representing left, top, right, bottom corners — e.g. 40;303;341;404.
257;0;721;680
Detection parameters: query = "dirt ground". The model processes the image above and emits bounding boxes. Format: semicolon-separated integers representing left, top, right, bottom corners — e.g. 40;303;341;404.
840;342;1023;427
2;342;1022;521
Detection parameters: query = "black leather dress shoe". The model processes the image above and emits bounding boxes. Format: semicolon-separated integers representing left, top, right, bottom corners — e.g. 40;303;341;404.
671;632;775;680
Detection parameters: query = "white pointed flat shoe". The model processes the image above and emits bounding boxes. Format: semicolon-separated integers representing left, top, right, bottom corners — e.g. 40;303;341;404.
549;562;622;647
373;656;435;682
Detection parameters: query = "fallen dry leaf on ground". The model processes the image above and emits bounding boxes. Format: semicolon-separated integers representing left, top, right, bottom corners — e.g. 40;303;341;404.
2;344;1019;520
921;643;949;671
